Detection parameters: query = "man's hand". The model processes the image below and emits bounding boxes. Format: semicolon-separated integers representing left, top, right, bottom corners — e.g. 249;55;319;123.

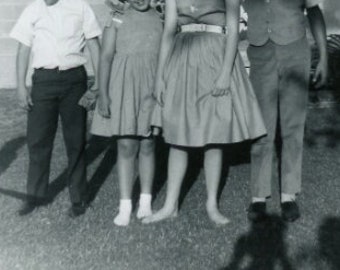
17;86;33;111
313;59;328;89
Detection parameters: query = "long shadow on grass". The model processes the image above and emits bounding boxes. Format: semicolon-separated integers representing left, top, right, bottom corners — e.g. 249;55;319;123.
221;214;295;270
0;135;115;203
0;136;28;201
47;135;116;203
318;217;340;270
0;136;26;177
294;217;340;270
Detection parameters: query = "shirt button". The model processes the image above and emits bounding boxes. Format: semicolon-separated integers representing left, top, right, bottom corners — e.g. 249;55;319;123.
266;0;270;2
268;28;272;33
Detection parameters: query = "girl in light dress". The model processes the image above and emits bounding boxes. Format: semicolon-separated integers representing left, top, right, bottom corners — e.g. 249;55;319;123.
90;0;163;226
143;0;266;225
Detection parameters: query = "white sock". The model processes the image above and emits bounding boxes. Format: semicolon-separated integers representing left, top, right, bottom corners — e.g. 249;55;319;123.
137;193;152;219
252;197;266;203
114;199;132;226
281;193;296;203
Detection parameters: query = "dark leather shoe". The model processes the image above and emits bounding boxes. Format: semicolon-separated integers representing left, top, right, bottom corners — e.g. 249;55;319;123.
281;201;300;222
68;202;88;218
18;202;37;216
247;202;267;222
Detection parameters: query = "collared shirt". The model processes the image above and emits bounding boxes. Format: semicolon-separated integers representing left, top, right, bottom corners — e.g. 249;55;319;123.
10;0;102;70
243;0;323;46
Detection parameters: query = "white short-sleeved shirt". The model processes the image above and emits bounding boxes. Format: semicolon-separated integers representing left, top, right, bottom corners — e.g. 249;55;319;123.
10;0;102;70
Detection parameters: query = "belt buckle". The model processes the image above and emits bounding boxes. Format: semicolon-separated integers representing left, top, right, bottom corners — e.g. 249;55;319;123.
198;24;206;32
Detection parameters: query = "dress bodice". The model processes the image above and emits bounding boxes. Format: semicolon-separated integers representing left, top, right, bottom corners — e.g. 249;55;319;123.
114;8;163;55
176;0;226;26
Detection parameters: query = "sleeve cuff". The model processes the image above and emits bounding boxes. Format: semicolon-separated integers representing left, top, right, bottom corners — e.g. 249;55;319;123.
85;29;102;40
9;31;32;47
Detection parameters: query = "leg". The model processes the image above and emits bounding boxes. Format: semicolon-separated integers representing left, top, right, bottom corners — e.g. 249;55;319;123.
277;39;311;222
26;72;59;201
204;147;230;225
278;38;311;198
20;76;59;215
143;146;188;223
137;137;155;218
59;71;87;205
115;138;139;226
248;43;279;199
247;43;279;222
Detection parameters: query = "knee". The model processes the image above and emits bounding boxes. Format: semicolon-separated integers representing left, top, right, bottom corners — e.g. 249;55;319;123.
139;139;155;156
118;140;139;158
251;136;274;155
281;123;305;143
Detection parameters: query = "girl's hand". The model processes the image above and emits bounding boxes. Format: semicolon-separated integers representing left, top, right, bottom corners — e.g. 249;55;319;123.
153;78;165;107
97;94;111;118
212;74;232;97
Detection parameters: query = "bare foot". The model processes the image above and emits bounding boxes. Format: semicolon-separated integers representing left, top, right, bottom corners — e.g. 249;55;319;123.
142;207;178;224
206;204;230;225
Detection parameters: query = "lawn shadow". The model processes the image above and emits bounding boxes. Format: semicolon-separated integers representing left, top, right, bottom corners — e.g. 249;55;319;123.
225;141;251;166
86;136;116;203
318;217;340;270
294;216;340;270
151;137;169;202
221;214;295;270
0;187;27;201
0;136;26;177
46;135;115;203
0;136;30;202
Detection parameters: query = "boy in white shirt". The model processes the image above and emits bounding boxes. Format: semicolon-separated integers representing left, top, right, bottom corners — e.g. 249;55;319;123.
10;0;101;217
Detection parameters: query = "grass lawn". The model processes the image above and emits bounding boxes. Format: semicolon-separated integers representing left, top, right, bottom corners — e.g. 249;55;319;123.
0;88;339;270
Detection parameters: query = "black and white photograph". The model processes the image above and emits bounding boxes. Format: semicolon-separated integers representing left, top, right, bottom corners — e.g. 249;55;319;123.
0;0;339;269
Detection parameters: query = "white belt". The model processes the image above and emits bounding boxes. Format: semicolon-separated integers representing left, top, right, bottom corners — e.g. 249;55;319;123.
180;24;228;34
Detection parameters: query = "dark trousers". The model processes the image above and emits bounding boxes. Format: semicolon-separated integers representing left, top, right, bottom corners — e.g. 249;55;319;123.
27;66;87;204
248;38;311;198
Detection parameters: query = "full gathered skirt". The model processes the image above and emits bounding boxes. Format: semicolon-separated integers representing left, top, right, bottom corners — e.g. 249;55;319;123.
153;32;267;147
91;53;157;137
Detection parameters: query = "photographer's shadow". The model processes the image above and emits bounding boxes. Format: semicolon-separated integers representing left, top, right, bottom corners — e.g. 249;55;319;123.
318;217;340;270
222;214;295;270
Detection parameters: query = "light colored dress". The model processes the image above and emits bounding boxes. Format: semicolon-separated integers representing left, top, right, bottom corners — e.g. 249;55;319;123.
154;0;266;147
91;8;163;137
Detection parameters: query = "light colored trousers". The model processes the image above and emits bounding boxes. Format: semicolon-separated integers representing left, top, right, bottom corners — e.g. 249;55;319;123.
248;37;311;198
